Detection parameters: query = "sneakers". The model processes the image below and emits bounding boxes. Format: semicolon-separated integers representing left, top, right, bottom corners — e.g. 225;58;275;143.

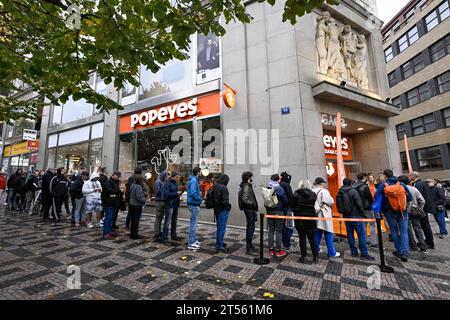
75;223;80;228
360;255;375;261
87;222;94;229
393;251;408;262
330;252;341;258
445;218;450;223
420;248;429;254
275;250;287;258
269;249;275;257
439;234;448;239
246;247;259;256
216;247;229;254
188;243;201;250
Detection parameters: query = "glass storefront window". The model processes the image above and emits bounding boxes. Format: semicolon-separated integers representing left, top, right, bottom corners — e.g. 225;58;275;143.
118;133;135;182
13;118;36;139
91;122;104;139
55;142;89;173
47;148;56;169
89;139;103;172
58;126;90;146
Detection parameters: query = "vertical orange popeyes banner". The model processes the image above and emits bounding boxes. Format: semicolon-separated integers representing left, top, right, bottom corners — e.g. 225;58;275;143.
336;112;346;188
404;134;413;174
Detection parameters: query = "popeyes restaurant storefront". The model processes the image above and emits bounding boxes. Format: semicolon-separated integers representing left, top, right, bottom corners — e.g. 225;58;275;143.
117;91;223;197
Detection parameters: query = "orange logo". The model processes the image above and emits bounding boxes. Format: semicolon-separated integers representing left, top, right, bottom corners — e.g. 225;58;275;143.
223;83;237;108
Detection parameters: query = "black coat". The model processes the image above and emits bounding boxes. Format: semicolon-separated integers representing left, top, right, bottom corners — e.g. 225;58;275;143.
213;174;231;214
339;185;365;217
103;178;122;208
430;186;446;209
99;173;109;204
238;182;258;212
414;179;435;214
291;188;317;232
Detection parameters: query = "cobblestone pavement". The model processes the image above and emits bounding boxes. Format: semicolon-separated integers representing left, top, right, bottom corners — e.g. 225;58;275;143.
0;207;449;300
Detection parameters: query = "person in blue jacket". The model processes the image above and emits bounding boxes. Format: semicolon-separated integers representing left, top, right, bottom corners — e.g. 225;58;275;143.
374;169;412;262
187;167;202;250
162;171;181;242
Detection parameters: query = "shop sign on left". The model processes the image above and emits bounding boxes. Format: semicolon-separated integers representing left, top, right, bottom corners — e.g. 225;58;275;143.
23;129;37;141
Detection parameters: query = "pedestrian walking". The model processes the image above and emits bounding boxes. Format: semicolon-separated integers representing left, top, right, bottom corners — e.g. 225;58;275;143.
238;171;259;256
24;170;39;214
291;180;319;264
187;167;202;250
6;169;22;210
41;168;55;222
312;177;340;258
50;167;69;225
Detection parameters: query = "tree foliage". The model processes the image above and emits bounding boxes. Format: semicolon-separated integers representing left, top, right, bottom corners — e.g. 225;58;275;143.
0;0;334;122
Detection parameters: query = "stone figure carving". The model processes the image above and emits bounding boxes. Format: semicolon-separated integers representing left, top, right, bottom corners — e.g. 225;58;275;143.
316;11;331;74
326;19;347;80
354;35;369;90
315;12;370;90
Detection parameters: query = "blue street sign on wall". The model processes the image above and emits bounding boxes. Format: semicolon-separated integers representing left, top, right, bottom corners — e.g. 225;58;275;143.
281;107;290;115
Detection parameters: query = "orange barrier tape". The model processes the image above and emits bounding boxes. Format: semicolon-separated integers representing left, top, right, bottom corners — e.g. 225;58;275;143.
264;214;376;223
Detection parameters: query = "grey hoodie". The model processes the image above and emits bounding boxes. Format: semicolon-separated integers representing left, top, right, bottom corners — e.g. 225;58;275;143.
154;171;168;201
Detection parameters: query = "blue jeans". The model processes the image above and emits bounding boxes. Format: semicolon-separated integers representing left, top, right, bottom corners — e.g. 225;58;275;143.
385;211;409;256
315;229;337;257
162;207;174;240
188;205;201;246
103;206;113;236
345;221;369;257
282;225;294;248
434;210;448;236
216;210;230;250
6;188;15;207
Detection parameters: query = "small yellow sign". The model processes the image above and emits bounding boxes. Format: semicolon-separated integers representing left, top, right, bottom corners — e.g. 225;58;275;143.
3;146;11;157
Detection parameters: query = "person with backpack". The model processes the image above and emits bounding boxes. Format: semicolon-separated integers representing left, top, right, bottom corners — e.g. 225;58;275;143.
374;169;412;262
353;173;377;248
312;177;340;258
263;174;289;258
125;167;143;230
129;175;147;240
162;171;180;242
291;180;319;264
71;171;89;227
280;172;295;253
428;179;448;239
409;171;435;250
102;171;122;240
397;175;427;253
187;167;202;250
337;178;375;261
82;170;103;229
24;170;39;214
212;174;232;254
238;171;259;256
153;171;168;242
50;167;69;226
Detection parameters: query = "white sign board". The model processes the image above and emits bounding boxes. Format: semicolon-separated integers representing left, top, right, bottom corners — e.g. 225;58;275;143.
23;129;37;141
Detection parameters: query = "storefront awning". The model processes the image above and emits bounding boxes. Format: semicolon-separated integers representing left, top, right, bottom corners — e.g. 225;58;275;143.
312;81;400;117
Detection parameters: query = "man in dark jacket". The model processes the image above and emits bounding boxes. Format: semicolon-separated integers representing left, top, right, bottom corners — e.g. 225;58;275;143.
428;179;448;239
213;174;231;253
338;178;374;261
102;172;122;239
187;168;202;250
41;168;55;221
50;167;69;225
280;172;295;252
24;170;39;214
162;171;180;242
71;171;88;227
125;167;143;229
353;173;377;247
238;171;259;256
6;169;22;210
14;172;26;212
410;171;435;249
153;171;168;242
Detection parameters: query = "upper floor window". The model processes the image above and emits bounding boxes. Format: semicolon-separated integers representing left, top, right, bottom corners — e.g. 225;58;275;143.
430;38;448;62
437;71;450;93
411;113;435;135
385;46;394;62
398;26;419;52
396;123;406;140
406;82;431;106
425;0;450;31
392;96;402;108
400;152;409;171
443;107;450;127
405;9;415;22
401;53;425;79
388;71;399;87
417;146;443;170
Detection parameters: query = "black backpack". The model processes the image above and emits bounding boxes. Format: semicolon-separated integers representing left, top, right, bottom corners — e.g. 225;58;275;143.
336;188;352;216
205;188;215;209
356;184;371;211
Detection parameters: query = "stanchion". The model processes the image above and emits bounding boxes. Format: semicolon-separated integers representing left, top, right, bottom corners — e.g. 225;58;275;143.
376;214;394;273
254;212;270;265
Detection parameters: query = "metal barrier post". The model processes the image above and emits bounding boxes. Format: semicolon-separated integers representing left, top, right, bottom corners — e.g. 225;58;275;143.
254;212;270;265
376;214;394;273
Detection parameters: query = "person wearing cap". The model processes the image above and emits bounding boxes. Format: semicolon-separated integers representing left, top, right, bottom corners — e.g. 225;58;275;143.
162;171;181;242
102;171;122;239
312;177;340;258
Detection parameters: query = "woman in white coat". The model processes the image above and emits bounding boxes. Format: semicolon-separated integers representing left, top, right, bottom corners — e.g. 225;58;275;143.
312;177;340;258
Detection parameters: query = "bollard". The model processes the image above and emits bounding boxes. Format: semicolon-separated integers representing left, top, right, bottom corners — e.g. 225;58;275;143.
376;214;394;273
253;212;270;265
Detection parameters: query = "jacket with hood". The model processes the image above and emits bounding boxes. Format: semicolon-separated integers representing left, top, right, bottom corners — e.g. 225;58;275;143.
7;170;22;189
212;174;232;214
153;171;168;201
238;181;258;212
41;170;54;201
162;178;179;209
280;172;294;204
413;179;435;214
187;175;202;206
15;175;26;194
70;174;85;199
103;177;122;208
82;172;102;204
99;173;109;205
24;174;38;193
375;177;412;214
291;188;317;232
265;180;289;214
50;169;68;198
406;185;425;210
339;185;366;217
353;180;374;214
430;185;446;210
130;183;147;207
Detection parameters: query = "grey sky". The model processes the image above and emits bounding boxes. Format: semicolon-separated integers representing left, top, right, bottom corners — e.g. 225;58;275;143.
376;0;411;25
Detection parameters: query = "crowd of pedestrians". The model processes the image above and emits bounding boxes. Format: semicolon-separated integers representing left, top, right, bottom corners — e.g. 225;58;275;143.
1;165;448;262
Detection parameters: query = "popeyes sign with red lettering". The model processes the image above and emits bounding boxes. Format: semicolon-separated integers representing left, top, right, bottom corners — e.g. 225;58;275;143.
119;93;220;134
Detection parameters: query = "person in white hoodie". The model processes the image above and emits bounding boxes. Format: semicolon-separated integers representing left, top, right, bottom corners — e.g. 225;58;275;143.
312;177;340;258
83;170;103;229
